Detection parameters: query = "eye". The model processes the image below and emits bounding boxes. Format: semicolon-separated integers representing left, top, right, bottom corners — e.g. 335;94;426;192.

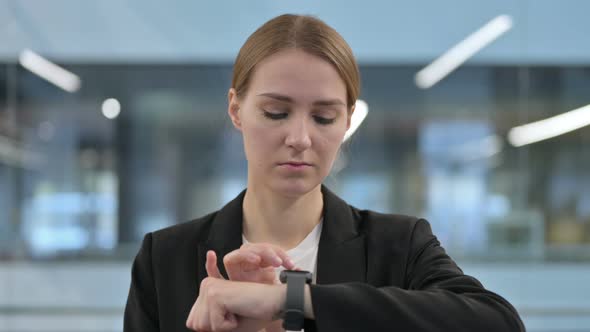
263;110;288;120
313;116;335;125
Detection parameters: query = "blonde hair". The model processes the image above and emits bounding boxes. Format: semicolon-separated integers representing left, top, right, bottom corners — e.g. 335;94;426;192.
231;14;360;109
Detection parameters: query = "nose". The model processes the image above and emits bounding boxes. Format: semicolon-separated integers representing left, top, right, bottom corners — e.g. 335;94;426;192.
285;117;312;151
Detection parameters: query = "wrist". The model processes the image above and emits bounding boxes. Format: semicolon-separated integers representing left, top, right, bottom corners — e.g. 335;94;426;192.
273;284;287;320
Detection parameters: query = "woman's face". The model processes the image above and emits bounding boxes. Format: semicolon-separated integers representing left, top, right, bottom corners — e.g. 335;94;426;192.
228;49;353;197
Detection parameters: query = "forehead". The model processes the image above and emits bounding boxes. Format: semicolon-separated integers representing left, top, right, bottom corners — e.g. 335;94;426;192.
247;49;347;103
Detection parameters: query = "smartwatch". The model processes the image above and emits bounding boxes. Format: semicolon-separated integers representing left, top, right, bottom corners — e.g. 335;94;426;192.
278;270;313;330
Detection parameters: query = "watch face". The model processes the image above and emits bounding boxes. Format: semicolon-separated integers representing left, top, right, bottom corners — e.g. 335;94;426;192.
279;270;313;283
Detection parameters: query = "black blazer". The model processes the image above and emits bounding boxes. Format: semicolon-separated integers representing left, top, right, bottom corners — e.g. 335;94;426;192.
124;186;525;331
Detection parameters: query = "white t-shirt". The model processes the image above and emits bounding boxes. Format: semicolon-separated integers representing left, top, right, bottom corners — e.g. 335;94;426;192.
242;220;323;332
241;220;323;282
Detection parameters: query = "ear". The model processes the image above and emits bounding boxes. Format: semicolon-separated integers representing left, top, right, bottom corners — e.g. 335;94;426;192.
346;103;356;131
227;88;242;130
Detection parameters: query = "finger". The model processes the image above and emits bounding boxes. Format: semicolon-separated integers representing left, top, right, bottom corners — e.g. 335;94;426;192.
223;251;262;280
203;277;237;331
224;249;261;268
241;244;289;268
260;266;281;284
210;301;238;332
257;245;295;269
185;302;196;330
187;294;211;331
272;247;296;270
206;250;225;280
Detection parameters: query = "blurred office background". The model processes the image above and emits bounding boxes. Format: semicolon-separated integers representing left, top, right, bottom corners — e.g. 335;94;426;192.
1;0;589;331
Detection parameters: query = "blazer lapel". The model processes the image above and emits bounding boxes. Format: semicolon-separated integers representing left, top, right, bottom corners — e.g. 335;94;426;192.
316;186;367;284
196;186;367;285
198;189;246;283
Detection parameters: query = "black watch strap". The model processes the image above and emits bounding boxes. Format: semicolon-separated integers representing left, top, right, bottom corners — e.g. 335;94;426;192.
279;270;312;330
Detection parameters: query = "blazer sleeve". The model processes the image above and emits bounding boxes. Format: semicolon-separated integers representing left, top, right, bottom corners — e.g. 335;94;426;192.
124;233;160;332
309;219;525;332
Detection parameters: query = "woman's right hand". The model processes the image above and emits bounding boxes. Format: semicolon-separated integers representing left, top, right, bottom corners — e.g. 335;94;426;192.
223;243;296;284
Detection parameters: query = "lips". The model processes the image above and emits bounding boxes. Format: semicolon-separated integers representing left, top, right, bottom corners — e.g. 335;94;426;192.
280;161;311;166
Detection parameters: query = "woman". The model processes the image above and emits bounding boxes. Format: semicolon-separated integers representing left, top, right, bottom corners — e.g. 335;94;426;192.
124;14;525;332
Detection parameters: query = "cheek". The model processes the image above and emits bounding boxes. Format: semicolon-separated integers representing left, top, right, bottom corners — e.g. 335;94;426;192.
242;121;279;161
316;128;346;161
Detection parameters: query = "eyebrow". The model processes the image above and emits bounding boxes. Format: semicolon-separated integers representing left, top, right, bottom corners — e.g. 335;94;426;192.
257;93;346;107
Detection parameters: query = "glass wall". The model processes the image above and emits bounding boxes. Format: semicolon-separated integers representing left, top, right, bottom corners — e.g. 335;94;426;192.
3;64;589;260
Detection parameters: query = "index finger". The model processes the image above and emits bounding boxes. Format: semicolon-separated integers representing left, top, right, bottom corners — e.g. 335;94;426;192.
240;243;296;270
206;250;225;279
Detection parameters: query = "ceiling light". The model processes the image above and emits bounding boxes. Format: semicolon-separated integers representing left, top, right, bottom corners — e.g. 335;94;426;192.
102;98;121;119
18;49;81;93
415;15;513;89
508;104;590;147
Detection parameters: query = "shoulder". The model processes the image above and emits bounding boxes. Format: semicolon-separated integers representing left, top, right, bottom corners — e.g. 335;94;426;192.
351;206;421;231
349;206;434;244
322;186;426;241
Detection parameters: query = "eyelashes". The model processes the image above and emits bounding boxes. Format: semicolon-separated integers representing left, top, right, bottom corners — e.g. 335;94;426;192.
262;110;335;125
313;116;335;125
263;111;288;120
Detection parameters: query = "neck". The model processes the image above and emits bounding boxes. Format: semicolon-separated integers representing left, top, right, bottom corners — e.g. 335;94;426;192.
242;184;324;250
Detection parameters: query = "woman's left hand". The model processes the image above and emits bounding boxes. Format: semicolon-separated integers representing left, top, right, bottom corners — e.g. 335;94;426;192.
186;251;286;332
